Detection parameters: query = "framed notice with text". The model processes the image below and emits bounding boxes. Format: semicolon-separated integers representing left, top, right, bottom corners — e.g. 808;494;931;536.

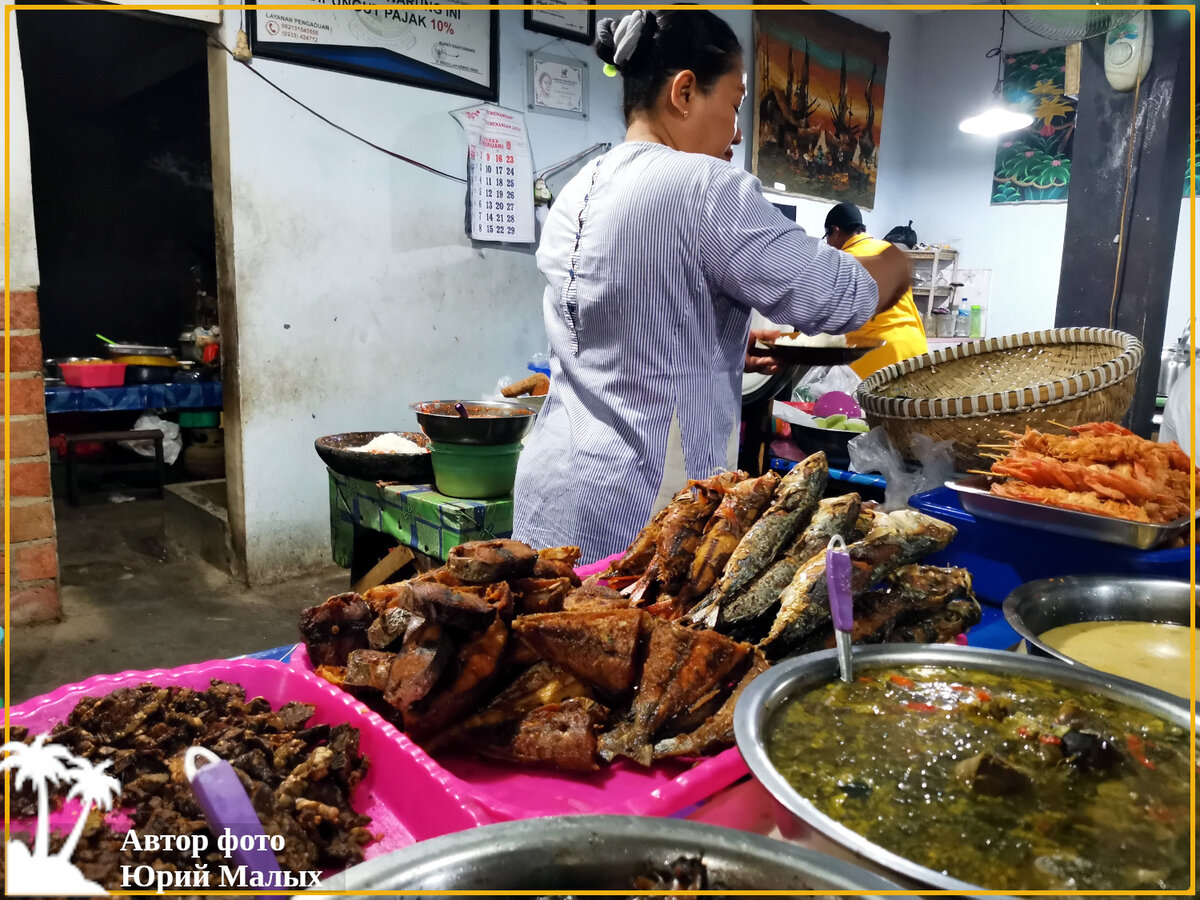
523;0;595;45
248;0;498;101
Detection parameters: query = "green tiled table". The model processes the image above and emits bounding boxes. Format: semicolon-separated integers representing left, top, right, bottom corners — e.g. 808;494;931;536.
328;470;514;568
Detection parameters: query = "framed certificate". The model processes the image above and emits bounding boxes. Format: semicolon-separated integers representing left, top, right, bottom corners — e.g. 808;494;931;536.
528;51;588;120
524;1;595;45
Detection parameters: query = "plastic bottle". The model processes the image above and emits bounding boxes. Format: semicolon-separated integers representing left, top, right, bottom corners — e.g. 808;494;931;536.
954;303;971;338
969;305;983;339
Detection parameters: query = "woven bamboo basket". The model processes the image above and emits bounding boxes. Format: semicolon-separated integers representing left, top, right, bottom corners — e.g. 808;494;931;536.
856;328;1144;471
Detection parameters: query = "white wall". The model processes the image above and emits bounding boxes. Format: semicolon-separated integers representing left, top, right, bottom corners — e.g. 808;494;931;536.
4;10;39;289
217;11;626;580
897;10;1193;347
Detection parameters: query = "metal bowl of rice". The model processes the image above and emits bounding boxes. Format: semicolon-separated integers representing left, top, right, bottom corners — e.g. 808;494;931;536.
315;431;433;484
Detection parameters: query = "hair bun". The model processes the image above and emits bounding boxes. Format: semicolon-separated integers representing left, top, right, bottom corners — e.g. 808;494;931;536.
594;17;618;65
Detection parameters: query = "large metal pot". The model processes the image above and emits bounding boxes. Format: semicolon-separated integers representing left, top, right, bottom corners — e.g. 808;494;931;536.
1003;575;1192;697
734;644;1190;895
305;816;902;897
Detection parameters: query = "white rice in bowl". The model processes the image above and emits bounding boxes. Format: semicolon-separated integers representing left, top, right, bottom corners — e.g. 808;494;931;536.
349;433;429;455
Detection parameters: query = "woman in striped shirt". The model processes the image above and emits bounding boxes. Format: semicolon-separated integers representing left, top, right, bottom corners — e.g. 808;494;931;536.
513;8;911;564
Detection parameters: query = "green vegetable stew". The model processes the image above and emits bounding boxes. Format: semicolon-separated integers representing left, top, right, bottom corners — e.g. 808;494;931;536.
766;666;1192;890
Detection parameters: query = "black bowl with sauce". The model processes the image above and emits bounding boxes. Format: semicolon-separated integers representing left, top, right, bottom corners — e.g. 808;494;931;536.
411;400;535;446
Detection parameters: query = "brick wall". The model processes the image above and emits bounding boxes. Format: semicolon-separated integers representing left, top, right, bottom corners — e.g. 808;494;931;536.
4;289;61;625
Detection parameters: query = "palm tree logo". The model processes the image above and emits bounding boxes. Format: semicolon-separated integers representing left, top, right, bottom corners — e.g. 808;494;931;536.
2;733;113;895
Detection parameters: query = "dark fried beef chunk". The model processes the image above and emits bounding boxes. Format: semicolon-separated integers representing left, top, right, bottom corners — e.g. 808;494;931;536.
299;592;374;666
446;538;538;583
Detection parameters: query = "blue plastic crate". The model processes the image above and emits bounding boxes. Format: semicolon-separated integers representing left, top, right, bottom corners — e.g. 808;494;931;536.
908;486;1190;610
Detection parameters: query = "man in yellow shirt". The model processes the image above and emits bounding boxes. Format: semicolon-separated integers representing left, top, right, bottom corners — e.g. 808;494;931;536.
824;202;928;379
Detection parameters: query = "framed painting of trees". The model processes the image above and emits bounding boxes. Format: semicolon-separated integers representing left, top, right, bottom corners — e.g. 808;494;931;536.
751;8;890;208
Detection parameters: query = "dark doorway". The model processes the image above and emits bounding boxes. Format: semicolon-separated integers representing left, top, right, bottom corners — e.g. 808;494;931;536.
17;8;218;359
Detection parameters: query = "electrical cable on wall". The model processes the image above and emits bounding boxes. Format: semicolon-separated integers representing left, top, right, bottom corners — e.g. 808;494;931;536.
210;37;467;184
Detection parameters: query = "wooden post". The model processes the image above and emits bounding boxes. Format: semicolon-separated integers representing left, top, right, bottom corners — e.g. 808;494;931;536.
1054;10;1193;436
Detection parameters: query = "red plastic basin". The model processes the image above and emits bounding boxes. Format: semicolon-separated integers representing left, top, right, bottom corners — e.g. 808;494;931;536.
60;361;126;388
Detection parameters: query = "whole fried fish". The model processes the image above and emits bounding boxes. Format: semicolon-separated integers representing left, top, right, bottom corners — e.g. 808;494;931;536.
716;493;862;630
760;510;958;657
888;596;982;644
687;454;828;626
656;471;746;593
601;491;689;579
821;565;975;647
676;470;779;610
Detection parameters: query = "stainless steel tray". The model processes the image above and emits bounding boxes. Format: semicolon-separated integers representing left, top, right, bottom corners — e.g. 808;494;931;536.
946;475;1193;550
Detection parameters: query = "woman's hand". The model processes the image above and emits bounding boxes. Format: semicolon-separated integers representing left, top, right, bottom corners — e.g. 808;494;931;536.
856;244;913;315
746;329;782;374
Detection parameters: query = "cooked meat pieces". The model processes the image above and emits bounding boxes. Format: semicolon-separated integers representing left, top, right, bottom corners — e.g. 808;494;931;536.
343;649;397;692
510;577;573;615
653;650;769;759
403;616;509;739
299;592;374;666
600;619;751;766
446;539;538;583
375;580;497;631
7;680;373;890
563;583;630;611
513;609;646;697
475;698;609;772
382;620;453;711
434;661;605;770
367;606;420;650
532;546;583;585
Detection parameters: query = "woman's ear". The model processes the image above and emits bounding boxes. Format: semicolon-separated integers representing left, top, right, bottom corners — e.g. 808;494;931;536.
667;69;698;117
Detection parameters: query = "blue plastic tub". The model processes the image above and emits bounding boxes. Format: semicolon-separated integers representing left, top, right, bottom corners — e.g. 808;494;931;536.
908;485;1190;608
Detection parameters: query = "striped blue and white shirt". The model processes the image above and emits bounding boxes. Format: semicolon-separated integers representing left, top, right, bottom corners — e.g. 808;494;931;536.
513;142;878;563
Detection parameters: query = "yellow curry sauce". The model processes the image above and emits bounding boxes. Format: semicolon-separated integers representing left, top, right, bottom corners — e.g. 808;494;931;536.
766;666;1191;890
1038;621;1196;700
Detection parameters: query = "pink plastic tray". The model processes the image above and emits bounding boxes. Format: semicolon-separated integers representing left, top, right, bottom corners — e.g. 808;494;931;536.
292;644;747;822
8;658;490;864
291;549;749;821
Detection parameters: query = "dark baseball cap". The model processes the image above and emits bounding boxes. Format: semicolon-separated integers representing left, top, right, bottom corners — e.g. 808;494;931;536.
824;201;864;233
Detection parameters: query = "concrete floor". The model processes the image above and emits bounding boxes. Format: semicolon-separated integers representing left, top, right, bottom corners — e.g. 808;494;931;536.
10;499;347;704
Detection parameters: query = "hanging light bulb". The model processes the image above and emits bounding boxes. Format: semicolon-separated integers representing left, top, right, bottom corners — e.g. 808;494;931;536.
959;9;1034;137
959;95;1034;135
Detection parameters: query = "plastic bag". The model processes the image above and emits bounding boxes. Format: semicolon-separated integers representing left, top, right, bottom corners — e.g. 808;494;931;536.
847;427;955;511
119;414;182;466
792;365;861;403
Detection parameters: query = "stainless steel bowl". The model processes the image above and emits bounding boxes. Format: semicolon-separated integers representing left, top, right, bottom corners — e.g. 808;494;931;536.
411;400;535;446
1003;575;1192;694
734;644;1190;894
306;815;902;896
